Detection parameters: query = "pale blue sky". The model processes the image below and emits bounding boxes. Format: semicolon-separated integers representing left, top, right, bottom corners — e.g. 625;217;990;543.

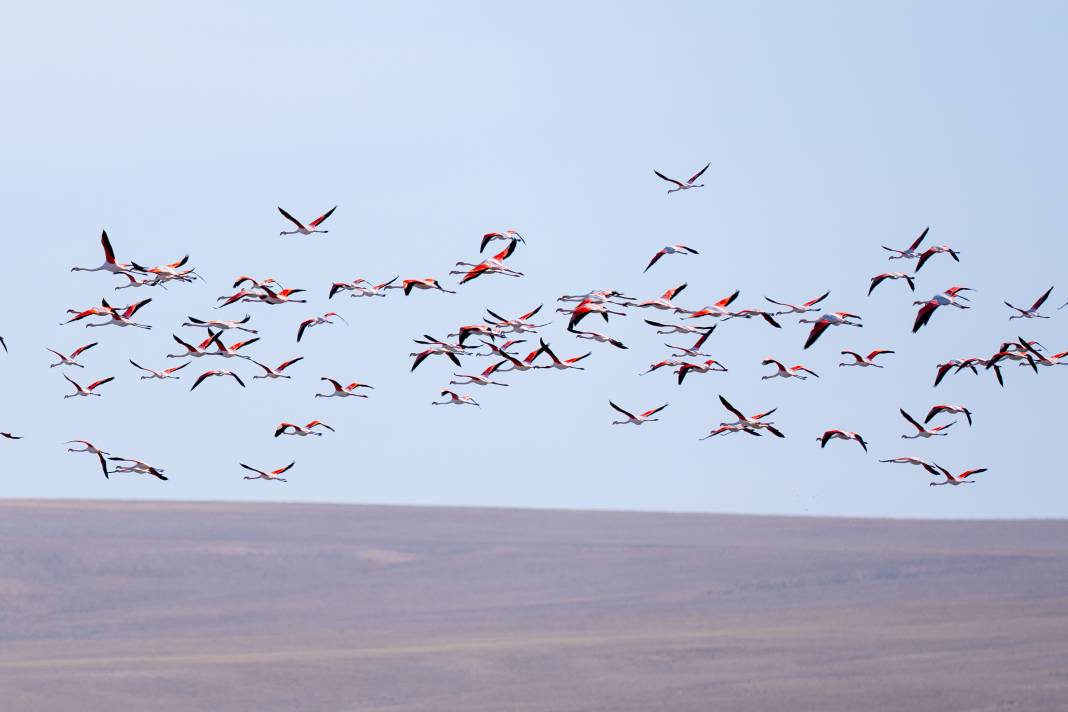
1;2;1065;517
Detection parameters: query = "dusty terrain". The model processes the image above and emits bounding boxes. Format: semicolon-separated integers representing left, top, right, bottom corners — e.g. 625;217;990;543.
1;500;1066;711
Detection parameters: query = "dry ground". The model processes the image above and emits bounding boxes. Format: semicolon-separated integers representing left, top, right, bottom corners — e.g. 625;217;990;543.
1;500;1066;711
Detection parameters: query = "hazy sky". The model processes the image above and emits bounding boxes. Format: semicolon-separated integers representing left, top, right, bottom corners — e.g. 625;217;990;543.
1;2;1065;518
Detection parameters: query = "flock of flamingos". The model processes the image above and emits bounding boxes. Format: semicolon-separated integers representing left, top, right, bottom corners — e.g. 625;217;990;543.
1;163;1062;487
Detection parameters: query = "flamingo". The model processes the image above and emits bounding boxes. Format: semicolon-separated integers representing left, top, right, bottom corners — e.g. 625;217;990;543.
665;326;716;358
316;377;373;398
558;300;626;330
85;299;153;330
912;287;972;333
718;395;784;437
868;272;916;295
211;334;260;359
761;359;818;380
190;370;245;390
275;420;334;437
471;338;526;358
558;289;632;304
113;272;165;290
65;440;111;478
432;390;480;407
400;278;456;295
130;360;189;380
644;320;705;336
297;312;348;342
107;457;167;480
63;375;114;399
130;255;201;284
915;245;961;272
449;323;506;346
800;312;863;349
250;357;304;379
349;276;398;298
764;291;830;316
483;341;544;373
278;205;337;236
70;230;135;275
644;244;699;272
233;276;282;290
925;404;973;426
1005;286;1054;319
839;349;895;368
881;227;929;261
653;162;710;193
639;358;682;376
167;331;223;359
609;401;668;425
684;290;742;320
723;309;782;328
899;408;954;439
46;343;98;368
676;359;728;384
183;315;257;334
241;461;295;482
568;329;627;350
1019;350;1068;368
934;359;972;387
536;339;590;371
411;336;467;371
256;286;308;306
929;465;988;487
699;424;762;439
626;283;690;313
216;289;267;307
818;430;868;451
878;456;940;476
481;229;525;253
450;362;509;387
485;304;551;334
452;241;523;284
61;305;112;325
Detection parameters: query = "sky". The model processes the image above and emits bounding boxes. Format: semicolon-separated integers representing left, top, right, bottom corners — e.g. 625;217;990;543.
1;1;1065;518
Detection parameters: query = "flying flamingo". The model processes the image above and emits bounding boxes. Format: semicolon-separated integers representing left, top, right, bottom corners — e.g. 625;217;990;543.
627;283;690;313
452;241;523;284
70;230;135;275
881;227;929;261
557;289;632;304
183;315;257;334
432;390;480;407
65;440;110;478
167;331;223;359
449;324;506;346
639;358;682;376
1005;286;1054;319
665;326;716;358
450;363;509;387
278;206;337;236
800;312;863;349
915;245;961;272
818;430;868;451
763;291;830;316
190;370;246;390
684;290;741;319
113;272;164;290
129;360;189;380
839;349;895;368
211;334;260;359
536;339;590;371
130;255;201;284
411;336;467;371
250;357;304;379
256;286;308;305
558;300;627;330
925;404;973;426
233;276;282;290
609;401;668;425
929;465;988;487
653;162;710;193
899;409;954;439
878;457;940;475
63;375;114;399
241;462;295;482
400;278;456;295
485;304;551;334
568;329;627;349
644;244;699;272
699;424;762;439
912;287;972;333
471;338;526;358
644;320;706;336
761;359;818;380
297;312;348;342
483;341;544;373
481;229;525;253
868;272;916;295
107;457;167;480
676;359;728;384
275;421;334;437
85;299;153;330
46;343;98;368
717;395;784;437
316;377;373;398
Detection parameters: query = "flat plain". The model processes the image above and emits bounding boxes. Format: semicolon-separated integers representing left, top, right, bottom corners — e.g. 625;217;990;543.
1;499;1066;711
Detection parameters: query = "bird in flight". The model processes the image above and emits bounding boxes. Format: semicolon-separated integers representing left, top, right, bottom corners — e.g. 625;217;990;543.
653;162;710;193
278;206;337;236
